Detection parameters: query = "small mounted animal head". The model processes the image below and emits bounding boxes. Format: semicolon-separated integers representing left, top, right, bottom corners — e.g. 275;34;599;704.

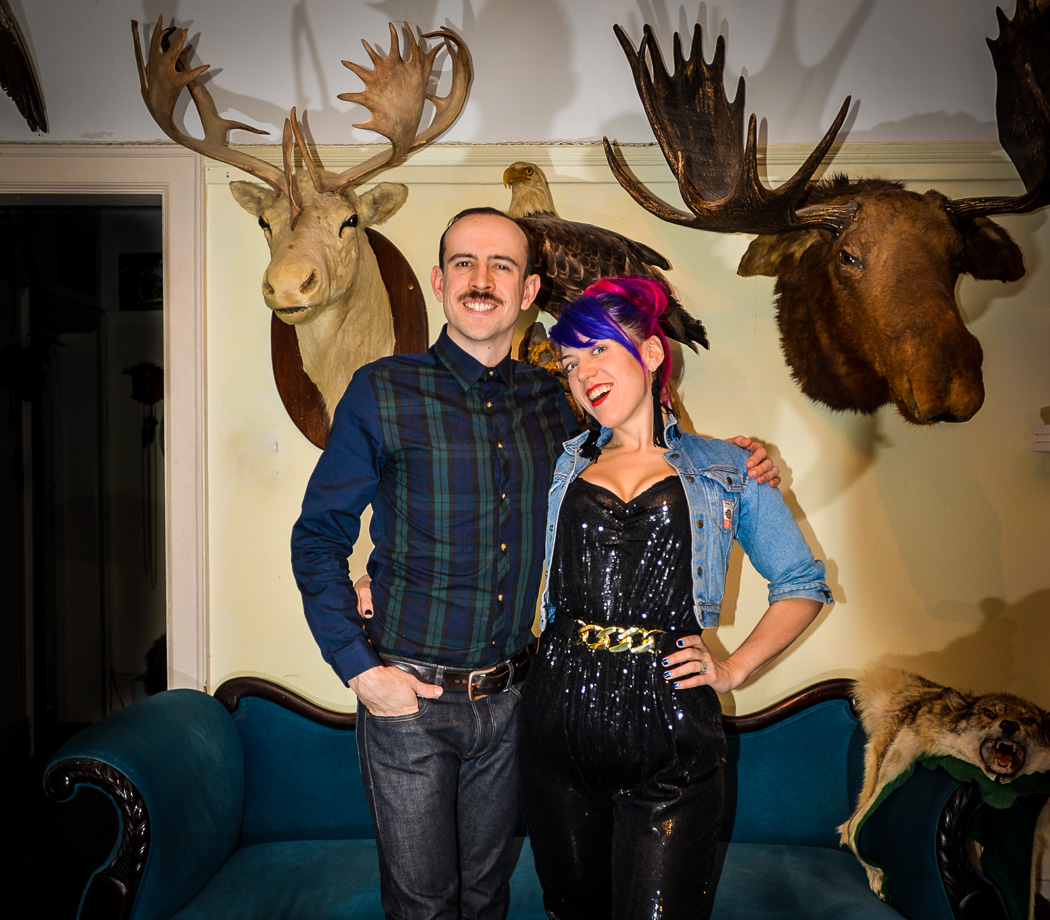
606;1;1050;424
939;686;1050;782
132;18;470;329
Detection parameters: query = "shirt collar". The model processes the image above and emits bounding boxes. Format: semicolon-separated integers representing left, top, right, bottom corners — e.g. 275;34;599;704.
432;325;515;390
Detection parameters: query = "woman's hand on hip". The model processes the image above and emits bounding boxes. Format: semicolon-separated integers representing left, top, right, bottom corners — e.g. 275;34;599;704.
660;634;741;694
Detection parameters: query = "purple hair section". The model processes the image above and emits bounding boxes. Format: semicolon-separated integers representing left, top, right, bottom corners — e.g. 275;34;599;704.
548;276;673;394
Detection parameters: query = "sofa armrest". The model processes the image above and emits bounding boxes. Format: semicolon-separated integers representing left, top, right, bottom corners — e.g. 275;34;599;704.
858;766;1018;920
44;690;246;920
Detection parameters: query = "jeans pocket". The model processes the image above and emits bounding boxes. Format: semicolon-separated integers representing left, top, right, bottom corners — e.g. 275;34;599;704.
365;696;431;723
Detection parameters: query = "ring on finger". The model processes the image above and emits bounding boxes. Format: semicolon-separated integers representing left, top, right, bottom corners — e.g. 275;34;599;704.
699;663;707;674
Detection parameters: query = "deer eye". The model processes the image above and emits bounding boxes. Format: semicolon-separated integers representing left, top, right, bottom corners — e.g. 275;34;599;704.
340;214;359;235
258;216;271;233
838;248;862;269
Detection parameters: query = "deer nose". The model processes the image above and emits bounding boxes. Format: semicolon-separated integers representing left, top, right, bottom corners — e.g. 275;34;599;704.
1000;720;1019;737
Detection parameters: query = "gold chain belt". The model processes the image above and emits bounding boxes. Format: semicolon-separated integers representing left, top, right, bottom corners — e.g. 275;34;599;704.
573;622;665;654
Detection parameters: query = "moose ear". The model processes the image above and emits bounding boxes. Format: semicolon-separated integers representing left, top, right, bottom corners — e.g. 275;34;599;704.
229;180;281;217
960;216;1025;282
737;229;823;277
356;182;409;226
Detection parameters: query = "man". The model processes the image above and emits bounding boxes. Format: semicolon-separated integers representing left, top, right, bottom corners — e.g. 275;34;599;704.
291;207;778;920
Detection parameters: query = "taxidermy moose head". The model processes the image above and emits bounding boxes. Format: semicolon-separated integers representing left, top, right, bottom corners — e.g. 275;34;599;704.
606;1;1050;424
132;17;471;422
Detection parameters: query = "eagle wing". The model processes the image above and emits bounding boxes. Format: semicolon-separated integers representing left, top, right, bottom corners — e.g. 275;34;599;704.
518;214;709;350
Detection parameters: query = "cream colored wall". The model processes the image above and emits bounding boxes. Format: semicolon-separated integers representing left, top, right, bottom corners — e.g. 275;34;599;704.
206;144;1050;715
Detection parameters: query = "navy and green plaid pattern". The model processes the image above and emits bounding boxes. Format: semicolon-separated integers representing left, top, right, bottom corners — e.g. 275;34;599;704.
292;328;578;684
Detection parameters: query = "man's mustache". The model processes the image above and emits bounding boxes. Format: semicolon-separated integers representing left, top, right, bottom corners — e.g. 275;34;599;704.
459;289;501;306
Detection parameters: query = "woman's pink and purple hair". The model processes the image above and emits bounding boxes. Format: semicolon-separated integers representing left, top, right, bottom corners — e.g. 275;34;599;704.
548;276;673;398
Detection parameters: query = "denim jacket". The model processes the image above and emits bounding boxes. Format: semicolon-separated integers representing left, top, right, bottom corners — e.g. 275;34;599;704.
539;416;833;631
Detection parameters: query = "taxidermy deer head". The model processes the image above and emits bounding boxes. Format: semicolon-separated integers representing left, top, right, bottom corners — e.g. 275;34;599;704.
606;1;1049;424
132;17;471;423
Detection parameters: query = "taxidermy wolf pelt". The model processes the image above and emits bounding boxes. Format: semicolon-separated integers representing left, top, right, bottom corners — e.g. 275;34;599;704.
839;666;1050;906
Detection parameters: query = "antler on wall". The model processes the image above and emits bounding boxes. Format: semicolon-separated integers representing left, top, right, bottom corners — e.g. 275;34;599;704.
132;16;471;444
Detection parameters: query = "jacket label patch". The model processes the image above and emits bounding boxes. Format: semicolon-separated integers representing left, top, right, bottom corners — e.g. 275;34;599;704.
722;500;734;529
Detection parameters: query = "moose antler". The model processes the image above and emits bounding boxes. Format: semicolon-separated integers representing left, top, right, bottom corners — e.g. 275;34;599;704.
948;0;1050;220
603;23;857;235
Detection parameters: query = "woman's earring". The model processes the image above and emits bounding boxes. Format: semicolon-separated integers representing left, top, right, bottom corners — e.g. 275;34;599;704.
652;377;667;449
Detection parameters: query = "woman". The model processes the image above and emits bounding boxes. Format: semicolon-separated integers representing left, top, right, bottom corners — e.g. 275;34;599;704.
519;276;832;920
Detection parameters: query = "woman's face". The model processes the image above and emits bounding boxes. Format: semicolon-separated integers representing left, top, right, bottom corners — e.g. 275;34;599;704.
559;334;663;431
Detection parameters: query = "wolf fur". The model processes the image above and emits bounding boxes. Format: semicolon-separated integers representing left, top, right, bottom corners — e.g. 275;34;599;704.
839;666;1050;907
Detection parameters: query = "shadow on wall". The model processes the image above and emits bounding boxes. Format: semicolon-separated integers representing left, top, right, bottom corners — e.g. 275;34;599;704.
879;589;1050;700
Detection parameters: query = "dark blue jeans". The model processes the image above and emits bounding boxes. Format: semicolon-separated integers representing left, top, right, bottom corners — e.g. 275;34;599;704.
356;686;523;920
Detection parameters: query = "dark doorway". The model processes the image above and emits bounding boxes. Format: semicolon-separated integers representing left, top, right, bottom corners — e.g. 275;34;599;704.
0;198;165;913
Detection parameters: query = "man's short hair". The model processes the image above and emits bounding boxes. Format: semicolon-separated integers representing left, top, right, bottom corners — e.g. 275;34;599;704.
438;206;536;276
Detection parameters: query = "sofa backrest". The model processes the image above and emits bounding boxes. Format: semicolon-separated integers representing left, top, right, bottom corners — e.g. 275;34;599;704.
228;692;373;845
722;690;866;849
218;678;865;850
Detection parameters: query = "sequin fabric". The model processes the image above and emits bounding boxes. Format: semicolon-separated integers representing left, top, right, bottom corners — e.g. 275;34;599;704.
520;474;725;920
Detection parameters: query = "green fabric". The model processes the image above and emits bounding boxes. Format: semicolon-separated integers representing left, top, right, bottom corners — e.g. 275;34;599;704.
853;756;1050;920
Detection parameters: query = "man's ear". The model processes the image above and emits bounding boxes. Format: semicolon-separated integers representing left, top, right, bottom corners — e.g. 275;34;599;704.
520;273;541;311
431;265;445;301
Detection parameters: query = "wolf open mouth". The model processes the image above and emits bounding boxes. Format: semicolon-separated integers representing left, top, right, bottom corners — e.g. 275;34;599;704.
981;737;1025;780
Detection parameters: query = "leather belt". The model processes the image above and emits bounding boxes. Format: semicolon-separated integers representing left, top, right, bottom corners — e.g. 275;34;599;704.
384;640;536;701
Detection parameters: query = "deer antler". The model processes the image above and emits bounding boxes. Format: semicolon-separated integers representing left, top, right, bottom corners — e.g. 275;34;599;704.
948;0;1050;220
604;23;857;235
131;16;287;195
313;24;473;193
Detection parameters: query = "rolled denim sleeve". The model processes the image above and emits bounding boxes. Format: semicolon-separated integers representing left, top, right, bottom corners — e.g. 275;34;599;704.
735;473;834;608
291;371;386;684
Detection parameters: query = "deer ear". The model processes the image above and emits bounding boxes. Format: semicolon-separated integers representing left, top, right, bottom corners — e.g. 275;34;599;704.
960;216;1025;282
356;182;409;226
737;230;823;277
230;180;281;216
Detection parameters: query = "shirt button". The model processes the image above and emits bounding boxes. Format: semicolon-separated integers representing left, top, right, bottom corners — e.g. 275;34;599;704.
686;475;695;482
670;453;680;458
498;593;504;601
696;565;703;577
501;492;507;500
696;518;703;529
501;543;507;551
486;401;493;408
497;442;504;449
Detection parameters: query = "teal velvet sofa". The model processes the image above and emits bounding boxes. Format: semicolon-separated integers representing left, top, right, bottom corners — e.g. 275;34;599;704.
44;677;1038;920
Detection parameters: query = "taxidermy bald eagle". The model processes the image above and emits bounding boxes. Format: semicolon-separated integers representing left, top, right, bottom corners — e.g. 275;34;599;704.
503;161;708;350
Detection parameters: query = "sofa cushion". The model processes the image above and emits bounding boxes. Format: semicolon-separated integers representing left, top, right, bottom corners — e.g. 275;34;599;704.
170;837;901;919
170;838;546;920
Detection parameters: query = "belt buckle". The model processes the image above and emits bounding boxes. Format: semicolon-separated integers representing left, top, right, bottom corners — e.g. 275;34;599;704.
467;660;513;701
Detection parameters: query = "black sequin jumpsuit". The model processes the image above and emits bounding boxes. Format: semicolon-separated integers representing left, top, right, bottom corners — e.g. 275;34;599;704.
519;474;725;920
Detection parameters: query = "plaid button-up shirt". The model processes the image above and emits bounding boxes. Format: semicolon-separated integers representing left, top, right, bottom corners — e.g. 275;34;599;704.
292;326;579;684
